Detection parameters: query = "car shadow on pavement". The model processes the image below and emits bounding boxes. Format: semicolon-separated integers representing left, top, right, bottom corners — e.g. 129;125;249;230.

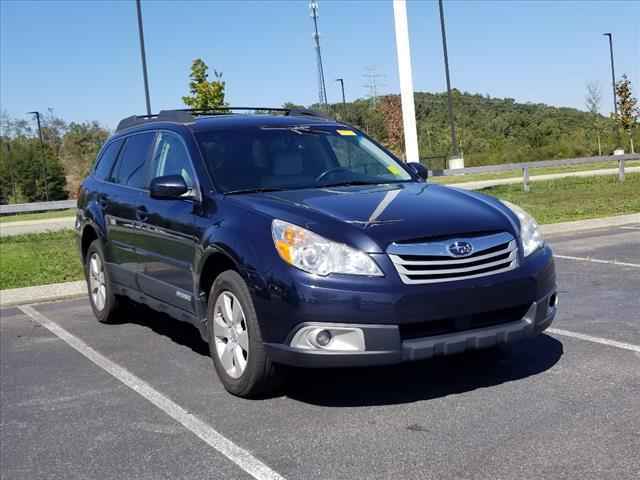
113;303;211;357
283;335;563;407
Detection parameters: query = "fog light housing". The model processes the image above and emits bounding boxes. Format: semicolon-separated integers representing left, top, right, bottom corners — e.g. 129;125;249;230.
290;325;365;352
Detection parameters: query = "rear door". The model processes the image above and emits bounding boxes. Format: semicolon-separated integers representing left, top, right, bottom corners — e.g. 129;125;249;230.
136;131;199;313
103;131;156;289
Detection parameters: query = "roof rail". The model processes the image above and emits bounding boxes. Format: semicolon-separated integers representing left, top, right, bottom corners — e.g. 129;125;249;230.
115;107;332;132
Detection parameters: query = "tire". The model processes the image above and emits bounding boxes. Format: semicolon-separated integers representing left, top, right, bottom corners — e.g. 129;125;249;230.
85;239;121;324
207;270;283;398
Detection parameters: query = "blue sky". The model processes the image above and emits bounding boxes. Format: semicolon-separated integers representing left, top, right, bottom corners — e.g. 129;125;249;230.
1;0;638;129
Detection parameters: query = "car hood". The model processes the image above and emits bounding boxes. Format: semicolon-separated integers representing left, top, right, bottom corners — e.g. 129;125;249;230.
229;182;517;252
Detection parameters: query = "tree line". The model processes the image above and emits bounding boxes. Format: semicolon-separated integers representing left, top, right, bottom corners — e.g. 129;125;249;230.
1;58;636;203
0;111;109;204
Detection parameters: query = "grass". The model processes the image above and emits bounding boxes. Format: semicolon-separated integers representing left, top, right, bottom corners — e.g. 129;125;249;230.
0;174;638;289
431;160;640;185
483;172;640;224
0;230;83;290
0;209;76;223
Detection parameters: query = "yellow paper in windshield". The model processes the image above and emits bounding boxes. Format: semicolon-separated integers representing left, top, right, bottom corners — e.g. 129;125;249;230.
337;129;356;136
387;165;403;176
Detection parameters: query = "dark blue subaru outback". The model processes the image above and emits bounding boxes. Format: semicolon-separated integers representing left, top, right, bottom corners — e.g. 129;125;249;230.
77;108;557;397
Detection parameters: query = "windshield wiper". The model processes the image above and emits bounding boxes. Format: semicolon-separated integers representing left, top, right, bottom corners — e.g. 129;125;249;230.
260;125;332;135
318;180;381;188
224;187;289;195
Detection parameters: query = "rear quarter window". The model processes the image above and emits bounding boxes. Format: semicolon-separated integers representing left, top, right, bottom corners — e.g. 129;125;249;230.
93;139;123;181
109;132;155;189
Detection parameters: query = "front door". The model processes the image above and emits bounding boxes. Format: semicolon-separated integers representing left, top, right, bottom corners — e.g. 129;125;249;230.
136;131;199;313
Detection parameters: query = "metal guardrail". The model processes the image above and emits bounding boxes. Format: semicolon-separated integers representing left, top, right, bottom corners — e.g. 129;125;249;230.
429;153;640;191
0;199;76;215
0;154;638;214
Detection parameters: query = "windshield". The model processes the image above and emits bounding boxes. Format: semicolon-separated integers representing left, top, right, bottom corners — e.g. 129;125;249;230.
195;125;412;193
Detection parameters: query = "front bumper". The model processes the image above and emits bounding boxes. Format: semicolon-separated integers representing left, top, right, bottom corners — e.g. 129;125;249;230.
264;291;557;368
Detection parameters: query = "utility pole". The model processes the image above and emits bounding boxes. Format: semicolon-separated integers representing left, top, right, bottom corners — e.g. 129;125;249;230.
136;0;152;115
438;0;459;159
27;111;49;200
310;1;328;107
336;78;346;105
363;66;385;107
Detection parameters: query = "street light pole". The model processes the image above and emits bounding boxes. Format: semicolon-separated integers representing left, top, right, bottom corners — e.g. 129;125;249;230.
438;0;459;159
336;78;346;105
136;0;152;115
603;33;620;146
27;111;49;201
603;33;618;117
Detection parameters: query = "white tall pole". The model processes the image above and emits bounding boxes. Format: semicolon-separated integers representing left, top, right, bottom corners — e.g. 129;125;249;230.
392;0;420;163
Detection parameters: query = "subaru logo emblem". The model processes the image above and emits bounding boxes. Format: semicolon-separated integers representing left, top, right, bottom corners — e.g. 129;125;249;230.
448;241;474;257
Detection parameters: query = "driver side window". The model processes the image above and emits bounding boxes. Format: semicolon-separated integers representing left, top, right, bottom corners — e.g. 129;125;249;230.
150;132;195;190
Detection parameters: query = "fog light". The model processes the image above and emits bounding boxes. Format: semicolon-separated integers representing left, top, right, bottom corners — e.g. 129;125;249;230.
290;325;365;351
315;330;332;347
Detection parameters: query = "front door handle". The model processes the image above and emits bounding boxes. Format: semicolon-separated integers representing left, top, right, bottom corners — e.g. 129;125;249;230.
135;206;149;222
97;194;108;208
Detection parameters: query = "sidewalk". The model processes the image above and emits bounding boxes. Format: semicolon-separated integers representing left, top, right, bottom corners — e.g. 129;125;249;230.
449;166;640;190
0;216;75;237
1;213;638;308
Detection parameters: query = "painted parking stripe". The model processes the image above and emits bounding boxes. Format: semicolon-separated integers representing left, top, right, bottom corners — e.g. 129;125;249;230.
554;254;640;268
17;305;286;480
548;328;640;354
620;226;640;231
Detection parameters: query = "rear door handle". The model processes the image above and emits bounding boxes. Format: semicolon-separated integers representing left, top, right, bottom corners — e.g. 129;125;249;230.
135;205;149;222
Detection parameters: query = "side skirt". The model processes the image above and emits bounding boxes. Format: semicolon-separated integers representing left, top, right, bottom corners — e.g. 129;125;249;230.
112;283;210;343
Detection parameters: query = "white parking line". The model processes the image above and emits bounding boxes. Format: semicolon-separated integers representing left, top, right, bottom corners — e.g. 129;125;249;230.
548;328;640;354
620;226;640;231
17;305;286;480
554;254;640;268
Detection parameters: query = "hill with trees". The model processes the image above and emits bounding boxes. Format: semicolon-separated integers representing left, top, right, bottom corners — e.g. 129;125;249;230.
323;89;636;168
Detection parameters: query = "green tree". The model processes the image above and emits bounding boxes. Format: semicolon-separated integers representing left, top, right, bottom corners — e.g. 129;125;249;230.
182;59;226;110
615;74;639;154
61;121;110;195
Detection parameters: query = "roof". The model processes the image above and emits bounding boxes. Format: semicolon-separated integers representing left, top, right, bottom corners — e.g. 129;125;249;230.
115;108;341;134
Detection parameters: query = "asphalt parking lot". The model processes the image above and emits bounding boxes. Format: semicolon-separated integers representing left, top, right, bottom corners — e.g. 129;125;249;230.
2;224;639;480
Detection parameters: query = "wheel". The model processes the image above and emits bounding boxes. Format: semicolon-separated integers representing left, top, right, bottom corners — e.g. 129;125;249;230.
207;270;283;398
85;240;121;324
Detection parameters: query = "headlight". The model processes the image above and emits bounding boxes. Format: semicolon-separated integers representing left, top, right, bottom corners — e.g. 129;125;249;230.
271;219;383;276
501;200;544;257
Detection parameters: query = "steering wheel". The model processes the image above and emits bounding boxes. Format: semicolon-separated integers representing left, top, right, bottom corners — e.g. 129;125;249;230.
315;167;353;184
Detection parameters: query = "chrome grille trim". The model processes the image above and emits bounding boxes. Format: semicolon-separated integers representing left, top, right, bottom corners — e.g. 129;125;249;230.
388;233;519;285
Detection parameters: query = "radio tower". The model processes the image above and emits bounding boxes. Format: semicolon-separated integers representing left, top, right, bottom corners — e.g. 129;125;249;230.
310;0;328;106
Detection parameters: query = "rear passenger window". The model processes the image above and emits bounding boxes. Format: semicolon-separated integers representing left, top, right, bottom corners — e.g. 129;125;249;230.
109;133;155;189
94;139;123;180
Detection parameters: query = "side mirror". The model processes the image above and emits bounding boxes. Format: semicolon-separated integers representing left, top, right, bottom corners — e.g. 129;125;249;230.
150;175;189;199
407;162;429;181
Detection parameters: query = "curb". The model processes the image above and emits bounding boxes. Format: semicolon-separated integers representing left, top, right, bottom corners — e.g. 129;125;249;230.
1;213;638;308
0;280;86;308
541;213;640;236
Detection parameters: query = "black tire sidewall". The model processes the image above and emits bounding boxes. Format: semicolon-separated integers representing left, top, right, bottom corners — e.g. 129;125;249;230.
85;240;118;323
207;270;272;397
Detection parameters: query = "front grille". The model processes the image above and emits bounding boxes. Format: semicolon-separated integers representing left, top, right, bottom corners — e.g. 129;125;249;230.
399;303;531;340
388;232;518;285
